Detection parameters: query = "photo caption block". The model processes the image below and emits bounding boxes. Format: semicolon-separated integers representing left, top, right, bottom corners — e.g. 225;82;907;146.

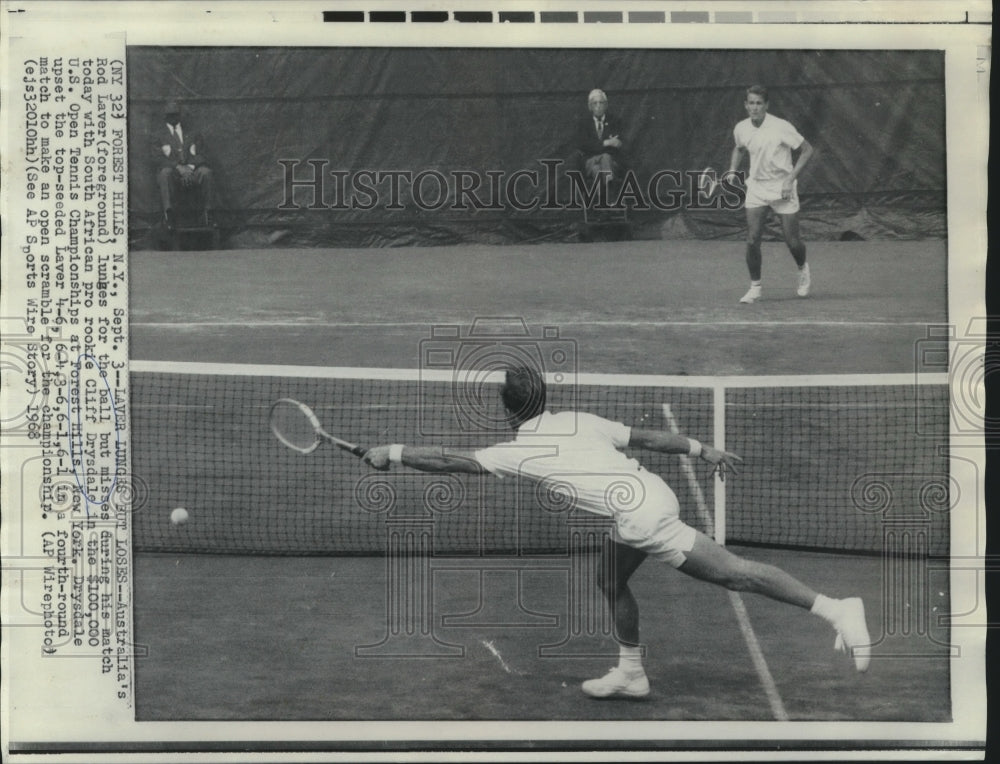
2;34;133;734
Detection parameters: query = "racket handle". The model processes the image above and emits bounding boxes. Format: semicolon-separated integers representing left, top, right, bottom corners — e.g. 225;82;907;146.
319;429;368;459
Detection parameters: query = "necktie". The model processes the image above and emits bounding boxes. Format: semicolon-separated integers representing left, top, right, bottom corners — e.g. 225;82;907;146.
596;119;604;139
171;125;185;162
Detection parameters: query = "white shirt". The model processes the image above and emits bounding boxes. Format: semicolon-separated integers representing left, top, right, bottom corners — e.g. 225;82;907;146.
475;411;658;517
733;113;804;183
163;123;197;162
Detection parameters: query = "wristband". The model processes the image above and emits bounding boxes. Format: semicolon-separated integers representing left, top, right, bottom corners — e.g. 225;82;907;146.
388;444;404;464
687;439;703;458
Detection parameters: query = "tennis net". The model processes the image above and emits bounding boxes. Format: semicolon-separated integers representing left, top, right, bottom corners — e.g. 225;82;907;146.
130;363;949;556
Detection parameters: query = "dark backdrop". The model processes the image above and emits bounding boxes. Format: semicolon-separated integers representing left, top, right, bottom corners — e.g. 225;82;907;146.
128;47;945;248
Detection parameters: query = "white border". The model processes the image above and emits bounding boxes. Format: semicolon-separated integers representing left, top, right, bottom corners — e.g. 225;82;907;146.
1;1;989;760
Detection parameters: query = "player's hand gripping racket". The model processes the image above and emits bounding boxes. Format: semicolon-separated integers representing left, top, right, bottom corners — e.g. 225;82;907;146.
269;398;368;458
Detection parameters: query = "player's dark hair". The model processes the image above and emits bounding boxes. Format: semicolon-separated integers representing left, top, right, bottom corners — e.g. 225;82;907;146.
745;85;769;102
501;366;546;427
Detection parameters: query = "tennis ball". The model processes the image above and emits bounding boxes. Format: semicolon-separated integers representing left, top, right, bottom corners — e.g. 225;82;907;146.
170;507;189;525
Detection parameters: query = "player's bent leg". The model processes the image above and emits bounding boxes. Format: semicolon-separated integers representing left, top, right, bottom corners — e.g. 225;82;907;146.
741;207;767;302
778;211;804;255
583;541;651;699
779;212;810;296
596;541;647;645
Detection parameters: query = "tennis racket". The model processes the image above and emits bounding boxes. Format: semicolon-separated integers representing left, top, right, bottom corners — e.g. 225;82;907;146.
697;166;719;198
269;398;368;458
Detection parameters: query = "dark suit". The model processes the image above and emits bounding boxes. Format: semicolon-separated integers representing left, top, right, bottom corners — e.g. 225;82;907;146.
573;112;626;177
153;121;214;220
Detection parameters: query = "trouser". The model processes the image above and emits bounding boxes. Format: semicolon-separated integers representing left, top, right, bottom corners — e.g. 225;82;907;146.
585;152;618;179
157;165;214;212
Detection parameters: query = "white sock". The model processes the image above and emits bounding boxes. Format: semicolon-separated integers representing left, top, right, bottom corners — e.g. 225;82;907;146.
618;645;644;675
751;280;762;287
810;594;841;624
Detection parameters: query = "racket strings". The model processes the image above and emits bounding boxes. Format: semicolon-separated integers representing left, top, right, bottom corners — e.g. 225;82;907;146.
270;400;320;452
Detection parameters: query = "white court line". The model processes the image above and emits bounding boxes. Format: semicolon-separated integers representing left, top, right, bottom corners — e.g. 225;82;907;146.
727;590;791;722
662;403;790;722
133;319;935;329
480;639;524;676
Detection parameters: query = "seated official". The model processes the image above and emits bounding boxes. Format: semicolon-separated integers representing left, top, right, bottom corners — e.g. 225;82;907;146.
153;100;215;227
574;89;626;181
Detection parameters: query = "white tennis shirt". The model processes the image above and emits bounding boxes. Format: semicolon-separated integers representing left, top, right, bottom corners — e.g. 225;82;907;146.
734;113;805;184
474;410;667;518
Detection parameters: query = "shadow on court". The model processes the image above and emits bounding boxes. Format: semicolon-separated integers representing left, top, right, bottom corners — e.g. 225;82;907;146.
134;548;950;721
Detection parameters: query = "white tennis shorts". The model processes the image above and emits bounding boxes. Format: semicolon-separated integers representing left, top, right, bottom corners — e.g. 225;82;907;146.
745;177;800;214
612;473;698;568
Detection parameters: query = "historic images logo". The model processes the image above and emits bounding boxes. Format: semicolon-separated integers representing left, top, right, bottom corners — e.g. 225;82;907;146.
278;159;745;213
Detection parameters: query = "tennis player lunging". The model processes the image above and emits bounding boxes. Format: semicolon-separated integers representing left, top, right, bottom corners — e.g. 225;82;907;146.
729;85;814;304
364;367;871;699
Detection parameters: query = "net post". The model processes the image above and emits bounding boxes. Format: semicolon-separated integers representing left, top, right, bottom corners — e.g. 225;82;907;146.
713;381;726;545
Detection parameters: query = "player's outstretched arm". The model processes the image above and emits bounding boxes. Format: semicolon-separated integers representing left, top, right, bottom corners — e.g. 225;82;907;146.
364;444;487;474
628;428;743;479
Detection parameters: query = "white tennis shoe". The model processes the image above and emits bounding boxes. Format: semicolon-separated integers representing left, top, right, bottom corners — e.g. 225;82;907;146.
581;667;650;698
797;263;811;297
832;597;872;672
739;285;762;304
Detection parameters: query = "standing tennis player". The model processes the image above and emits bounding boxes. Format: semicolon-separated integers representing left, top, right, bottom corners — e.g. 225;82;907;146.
364;366;871;699
729;85;814;304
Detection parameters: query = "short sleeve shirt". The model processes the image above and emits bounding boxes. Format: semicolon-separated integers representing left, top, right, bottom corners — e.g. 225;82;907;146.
475;411;651;517
734;113;805;183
